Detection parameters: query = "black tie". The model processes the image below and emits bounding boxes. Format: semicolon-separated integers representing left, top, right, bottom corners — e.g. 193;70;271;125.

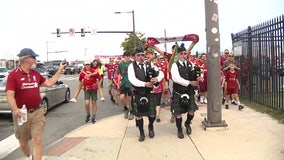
183;62;186;67
140;63;145;75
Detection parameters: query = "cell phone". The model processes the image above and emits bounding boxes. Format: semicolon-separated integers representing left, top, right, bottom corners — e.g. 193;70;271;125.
62;59;67;65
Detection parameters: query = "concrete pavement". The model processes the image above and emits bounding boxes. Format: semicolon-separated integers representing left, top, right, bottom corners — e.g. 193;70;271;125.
39;103;284;160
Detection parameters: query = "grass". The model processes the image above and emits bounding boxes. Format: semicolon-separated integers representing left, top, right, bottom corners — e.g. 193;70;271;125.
241;98;284;124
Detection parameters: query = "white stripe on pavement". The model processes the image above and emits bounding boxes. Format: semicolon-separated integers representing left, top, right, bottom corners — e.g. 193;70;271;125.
0;134;19;159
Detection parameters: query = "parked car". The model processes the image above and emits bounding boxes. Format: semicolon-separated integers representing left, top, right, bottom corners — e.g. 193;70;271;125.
46;65;58;75
0;67;9;82
0;75;70;115
63;65;80;75
34;66;50;75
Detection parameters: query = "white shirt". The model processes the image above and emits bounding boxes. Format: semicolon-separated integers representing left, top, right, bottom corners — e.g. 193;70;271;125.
171;60;190;87
128;61;164;87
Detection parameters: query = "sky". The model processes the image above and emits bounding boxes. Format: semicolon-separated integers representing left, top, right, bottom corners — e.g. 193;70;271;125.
0;0;283;62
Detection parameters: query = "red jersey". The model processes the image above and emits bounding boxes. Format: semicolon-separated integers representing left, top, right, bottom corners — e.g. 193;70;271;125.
153;81;163;94
225;70;239;89
105;63;118;79
112;71;119;89
83;67;101;91
6;67;46;110
156;61;169;81
220;56;227;69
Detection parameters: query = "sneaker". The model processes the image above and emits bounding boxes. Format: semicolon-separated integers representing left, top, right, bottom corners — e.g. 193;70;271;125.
128;113;134;120
85;114;90;123
70;98;77;103
100;97;105;102
238;104;244;110
204;98;207;104
231;101;238;105
222;98;226;105
25;155;33;160
225;105;229;109
124;110;129;119
91;118;96;124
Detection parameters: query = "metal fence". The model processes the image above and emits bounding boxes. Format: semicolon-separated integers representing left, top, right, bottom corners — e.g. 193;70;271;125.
231;15;284;111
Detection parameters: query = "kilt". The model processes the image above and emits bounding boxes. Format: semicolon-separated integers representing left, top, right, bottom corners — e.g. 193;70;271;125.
132;92;156;117
171;91;198;115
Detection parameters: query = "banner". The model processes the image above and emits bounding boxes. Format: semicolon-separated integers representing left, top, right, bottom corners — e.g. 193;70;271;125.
146;34;199;47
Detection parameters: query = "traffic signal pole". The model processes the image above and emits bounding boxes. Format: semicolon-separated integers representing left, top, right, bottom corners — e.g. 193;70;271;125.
202;0;227;129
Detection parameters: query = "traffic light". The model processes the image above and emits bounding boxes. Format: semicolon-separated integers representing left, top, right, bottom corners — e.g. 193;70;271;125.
56;28;61;37
81;28;85;37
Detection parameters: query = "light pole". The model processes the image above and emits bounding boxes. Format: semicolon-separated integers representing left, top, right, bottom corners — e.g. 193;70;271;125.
46;41;55;62
114;10;136;49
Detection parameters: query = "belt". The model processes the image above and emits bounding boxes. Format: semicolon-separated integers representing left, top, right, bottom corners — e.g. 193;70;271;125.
28;107;41;113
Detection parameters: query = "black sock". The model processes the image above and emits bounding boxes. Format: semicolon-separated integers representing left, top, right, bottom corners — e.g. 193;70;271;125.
176;117;182;131
136;119;144;134
185;113;194;124
148;116;156;129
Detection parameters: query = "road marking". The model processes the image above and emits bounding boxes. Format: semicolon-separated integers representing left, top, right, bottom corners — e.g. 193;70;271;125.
0;134;19;159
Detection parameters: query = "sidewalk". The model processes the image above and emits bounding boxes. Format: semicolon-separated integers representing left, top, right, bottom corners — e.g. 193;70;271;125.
42;104;284;160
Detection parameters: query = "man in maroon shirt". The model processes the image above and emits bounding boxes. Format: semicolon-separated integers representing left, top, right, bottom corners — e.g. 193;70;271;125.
6;48;66;160
104;58;118;103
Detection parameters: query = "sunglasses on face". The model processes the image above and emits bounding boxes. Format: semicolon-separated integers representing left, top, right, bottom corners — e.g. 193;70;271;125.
229;55;234;57
179;52;187;55
136;54;145;57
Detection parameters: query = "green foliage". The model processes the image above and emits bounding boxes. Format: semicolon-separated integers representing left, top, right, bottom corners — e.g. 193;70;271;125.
121;32;147;54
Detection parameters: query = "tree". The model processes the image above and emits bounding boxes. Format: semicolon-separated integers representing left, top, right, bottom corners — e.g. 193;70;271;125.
121;32;147;54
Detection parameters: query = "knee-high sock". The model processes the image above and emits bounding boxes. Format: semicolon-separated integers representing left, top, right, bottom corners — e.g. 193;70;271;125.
185;113;194;124
176;117;182;131
148;116;156;129
136;119;144;134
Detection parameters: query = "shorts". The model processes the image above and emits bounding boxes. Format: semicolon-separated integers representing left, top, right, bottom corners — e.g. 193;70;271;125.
226;87;238;95
120;86;134;96
107;79;113;91
84;90;98;101
199;81;207;92
13;108;46;141
155;92;162;106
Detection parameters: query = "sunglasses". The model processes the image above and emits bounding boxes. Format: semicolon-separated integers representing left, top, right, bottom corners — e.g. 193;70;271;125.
229;55;234;57
179;52;187;55
136;54;145;57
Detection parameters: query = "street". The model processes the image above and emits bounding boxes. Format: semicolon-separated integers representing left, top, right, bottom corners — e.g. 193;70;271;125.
0;74;123;160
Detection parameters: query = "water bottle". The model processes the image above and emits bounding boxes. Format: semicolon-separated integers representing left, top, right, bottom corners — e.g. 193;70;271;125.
17;105;27;126
21;105;27;123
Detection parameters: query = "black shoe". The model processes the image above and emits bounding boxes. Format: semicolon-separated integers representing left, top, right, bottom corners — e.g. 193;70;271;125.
148;126;155;138
231;101;238;105
222;98;226;105
138;133;145;142
238;104;244;110
85;115;90;123
184;122;192;135
225;105;229;109
91;118;96;124
178;130;184;139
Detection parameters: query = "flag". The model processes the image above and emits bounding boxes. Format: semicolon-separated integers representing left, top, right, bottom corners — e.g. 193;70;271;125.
168;43;179;70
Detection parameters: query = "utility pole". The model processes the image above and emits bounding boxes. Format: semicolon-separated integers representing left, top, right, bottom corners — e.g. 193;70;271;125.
202;0;227;128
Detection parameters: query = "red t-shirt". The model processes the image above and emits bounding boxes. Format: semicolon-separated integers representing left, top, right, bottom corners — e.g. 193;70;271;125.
83;67;101;90
156;61;169;82
6;67;46;110
226;70;238;89
105;63;118;79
